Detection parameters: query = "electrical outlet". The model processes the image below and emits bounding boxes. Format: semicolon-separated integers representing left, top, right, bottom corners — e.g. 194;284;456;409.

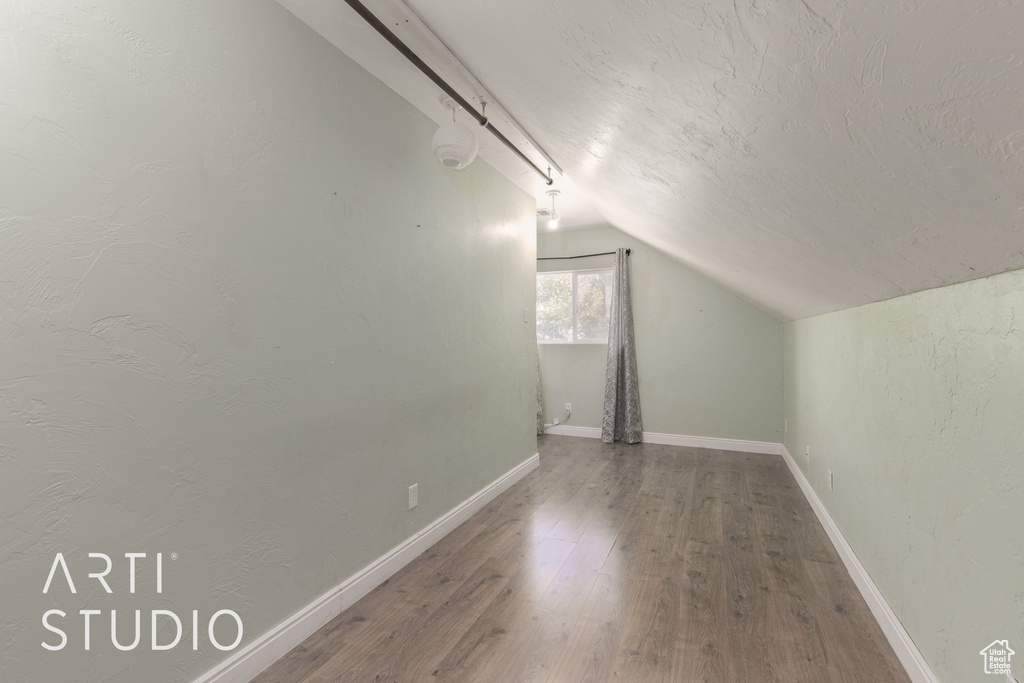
523;307;528;322
784;419;788;434
565;403;572;413
828;470;833;491
408;483;418;510
805;445;810;459
553;417;559;425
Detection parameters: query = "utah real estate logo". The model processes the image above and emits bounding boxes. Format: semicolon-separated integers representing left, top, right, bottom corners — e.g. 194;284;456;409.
980;639;1015;676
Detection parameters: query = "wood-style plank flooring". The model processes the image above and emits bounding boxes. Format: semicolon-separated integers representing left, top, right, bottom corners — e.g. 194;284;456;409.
254;435;910;682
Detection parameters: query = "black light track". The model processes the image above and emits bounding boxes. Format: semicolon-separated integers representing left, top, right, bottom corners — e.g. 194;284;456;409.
342;0;555;185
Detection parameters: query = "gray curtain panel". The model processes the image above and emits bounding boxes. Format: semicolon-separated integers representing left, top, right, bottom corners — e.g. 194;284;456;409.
536;349;545;436
602;248;643;444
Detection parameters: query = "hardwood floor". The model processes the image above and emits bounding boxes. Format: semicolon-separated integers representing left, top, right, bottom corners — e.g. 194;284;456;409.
253;436;910;683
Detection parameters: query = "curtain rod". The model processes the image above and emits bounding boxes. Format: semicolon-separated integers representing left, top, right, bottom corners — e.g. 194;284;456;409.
537;249;630;261
342;0;555;186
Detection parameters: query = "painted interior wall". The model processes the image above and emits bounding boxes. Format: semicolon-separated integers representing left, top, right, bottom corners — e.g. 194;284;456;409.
0;2;537;681
537;225;783;443
784;270;1024;683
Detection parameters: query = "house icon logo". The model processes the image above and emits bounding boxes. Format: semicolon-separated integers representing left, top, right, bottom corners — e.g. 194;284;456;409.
980;640;1015;675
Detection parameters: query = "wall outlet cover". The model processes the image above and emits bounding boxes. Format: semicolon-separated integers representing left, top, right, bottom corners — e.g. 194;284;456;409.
408;483;418;510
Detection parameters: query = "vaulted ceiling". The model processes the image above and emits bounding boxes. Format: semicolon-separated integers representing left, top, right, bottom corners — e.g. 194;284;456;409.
279;0;1024;320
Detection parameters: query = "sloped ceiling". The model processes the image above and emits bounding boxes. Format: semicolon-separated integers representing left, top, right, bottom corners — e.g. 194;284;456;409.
281;0;1024;321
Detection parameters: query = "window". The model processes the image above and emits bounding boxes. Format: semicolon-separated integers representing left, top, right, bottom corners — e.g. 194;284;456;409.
537;269;613;343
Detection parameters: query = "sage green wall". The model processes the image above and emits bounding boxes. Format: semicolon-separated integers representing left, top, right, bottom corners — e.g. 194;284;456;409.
784;270;1024;683
0;2;536;681
538;225;783;443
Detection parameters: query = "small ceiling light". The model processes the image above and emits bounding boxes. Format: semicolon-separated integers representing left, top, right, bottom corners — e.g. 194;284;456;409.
546;189;561;229
433;97;478;170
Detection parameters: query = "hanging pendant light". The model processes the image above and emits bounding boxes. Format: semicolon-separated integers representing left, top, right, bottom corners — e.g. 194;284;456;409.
433;98;478;170
546;189;561;229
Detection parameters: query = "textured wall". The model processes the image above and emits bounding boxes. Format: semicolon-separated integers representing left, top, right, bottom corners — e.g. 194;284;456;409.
0;2;537;681
784;270;1024;683
537;225;782;443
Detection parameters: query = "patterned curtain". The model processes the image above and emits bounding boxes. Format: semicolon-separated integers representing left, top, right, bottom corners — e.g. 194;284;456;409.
536;349;545;436
601;248;642;444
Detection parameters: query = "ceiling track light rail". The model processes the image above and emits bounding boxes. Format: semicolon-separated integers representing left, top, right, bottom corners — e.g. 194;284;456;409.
388;0;563;178
342;0;554;185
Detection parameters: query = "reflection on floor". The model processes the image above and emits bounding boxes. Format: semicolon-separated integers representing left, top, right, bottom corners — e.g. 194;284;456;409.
254;435;910;682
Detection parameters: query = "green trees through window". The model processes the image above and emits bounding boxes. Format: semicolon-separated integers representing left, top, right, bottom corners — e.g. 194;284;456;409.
537;269;613;343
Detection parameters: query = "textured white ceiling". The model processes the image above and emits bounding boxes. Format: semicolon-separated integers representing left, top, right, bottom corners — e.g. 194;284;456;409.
282;0;1024;320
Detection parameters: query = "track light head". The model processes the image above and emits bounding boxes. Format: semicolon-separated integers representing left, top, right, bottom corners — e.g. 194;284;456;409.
433;97;478;170
546;189;561;229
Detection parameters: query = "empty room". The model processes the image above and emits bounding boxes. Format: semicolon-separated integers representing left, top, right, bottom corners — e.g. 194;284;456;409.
2;1;1022;682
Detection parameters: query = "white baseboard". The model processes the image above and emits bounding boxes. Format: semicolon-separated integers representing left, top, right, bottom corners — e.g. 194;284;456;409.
543;424;602;438
543;424;782;455
193;453;541;683
779;446;938;683
642;431;781;455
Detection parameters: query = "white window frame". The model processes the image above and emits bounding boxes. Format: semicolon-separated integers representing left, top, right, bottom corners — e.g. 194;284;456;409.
537;267;613;345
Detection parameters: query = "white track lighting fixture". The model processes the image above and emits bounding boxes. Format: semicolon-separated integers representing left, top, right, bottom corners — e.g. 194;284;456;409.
546;189;561;229
432;97;478;170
